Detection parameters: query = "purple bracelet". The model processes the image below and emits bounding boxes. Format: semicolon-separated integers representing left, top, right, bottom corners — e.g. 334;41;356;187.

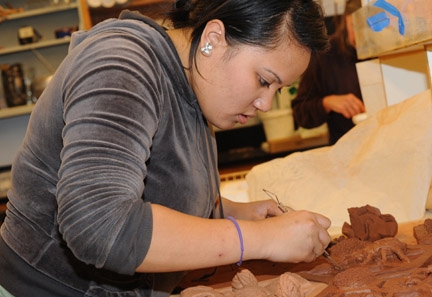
226;216;244;266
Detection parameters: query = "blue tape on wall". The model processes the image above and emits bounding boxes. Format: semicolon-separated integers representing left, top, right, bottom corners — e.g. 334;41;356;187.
367;11;390;31
366;0;405;35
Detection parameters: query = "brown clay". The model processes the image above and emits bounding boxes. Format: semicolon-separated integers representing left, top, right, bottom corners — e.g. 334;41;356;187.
342;204;398;241
414;218;432;244
299;220;432;297
182;207;432;297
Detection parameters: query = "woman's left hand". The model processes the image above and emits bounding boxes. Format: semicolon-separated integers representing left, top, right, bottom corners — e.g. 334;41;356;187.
221;197;285;220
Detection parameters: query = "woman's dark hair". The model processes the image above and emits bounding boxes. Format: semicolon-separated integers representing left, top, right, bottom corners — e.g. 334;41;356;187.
168;0;329;70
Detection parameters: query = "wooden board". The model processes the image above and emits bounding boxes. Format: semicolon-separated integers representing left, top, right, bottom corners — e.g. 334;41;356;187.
266;134;328;154
353;0;432;59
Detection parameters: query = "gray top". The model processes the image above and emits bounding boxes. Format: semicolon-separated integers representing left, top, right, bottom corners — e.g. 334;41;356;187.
1;11;219;296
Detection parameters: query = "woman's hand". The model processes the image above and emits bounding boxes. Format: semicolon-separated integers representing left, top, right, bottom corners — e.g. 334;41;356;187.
249;210;332;263
222;198;331;263
221;197;285;220
323;93;365;118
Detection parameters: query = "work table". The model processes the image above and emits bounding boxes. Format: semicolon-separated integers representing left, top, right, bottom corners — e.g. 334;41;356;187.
173;219;428;296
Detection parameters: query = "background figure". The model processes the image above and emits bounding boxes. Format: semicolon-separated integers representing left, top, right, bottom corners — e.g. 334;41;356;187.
291;0;365;145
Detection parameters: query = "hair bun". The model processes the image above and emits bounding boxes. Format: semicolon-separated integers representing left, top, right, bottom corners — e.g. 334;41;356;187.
174;0;188;9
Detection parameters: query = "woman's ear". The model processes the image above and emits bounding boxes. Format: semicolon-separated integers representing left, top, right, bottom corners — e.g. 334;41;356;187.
200;19;227;51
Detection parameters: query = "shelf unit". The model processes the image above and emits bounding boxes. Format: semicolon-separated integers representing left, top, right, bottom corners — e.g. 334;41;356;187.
0;104;35;120
0;1;86;82
0;1;88;168
353;0;432;115
0;0;173;169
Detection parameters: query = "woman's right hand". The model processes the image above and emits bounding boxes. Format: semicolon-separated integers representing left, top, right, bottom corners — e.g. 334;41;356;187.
245;210;332;264
323;93;365;119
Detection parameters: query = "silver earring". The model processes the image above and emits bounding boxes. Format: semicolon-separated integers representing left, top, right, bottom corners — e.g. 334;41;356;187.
200;42;213;55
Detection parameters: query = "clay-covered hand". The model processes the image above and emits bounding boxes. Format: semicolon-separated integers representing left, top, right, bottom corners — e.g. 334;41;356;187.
221;198;284;220
323;93;365;119
257;210;331;263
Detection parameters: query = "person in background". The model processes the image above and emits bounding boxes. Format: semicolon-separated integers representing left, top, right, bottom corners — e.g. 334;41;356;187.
0;0;331;296
291;0;365;145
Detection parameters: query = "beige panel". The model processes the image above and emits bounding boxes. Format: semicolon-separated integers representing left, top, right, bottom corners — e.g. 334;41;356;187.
356;59;387;115
380;50;430;106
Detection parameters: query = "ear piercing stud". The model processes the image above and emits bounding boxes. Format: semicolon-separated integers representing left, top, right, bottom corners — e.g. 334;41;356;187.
200;42;213;55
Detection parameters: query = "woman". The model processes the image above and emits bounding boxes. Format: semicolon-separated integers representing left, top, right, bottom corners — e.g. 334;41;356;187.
0;0;331;296
292;0;365;145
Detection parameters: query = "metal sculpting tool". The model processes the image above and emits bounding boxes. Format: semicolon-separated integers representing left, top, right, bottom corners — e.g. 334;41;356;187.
322;250;343;271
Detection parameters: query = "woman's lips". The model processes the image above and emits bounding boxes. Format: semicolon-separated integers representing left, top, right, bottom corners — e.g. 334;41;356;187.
237;114;248;124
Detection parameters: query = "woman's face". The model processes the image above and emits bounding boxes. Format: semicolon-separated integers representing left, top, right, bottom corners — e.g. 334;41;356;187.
191;33;311;130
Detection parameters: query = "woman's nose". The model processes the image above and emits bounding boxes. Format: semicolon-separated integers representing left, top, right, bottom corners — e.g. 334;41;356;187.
253;93;274;112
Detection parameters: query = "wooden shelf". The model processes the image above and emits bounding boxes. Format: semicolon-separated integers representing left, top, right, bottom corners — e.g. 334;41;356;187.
4;3;78;21
0;104;35;120
0;38;71;56
0;1;84;168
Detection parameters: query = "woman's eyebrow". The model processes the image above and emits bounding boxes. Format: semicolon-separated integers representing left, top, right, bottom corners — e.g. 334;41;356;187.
263;68;282;84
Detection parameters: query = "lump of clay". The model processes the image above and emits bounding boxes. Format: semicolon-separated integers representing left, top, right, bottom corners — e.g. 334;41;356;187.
231;268;259;290
342;204;398;241
274;272;314;297
180;285;225;297
331;267;375;289
182;269;314;297
329;237;371;256
231;269;271;296
231;270;312;297
353;237;409;264
230;286;270;297
315;264;432;296
414;218;432;244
